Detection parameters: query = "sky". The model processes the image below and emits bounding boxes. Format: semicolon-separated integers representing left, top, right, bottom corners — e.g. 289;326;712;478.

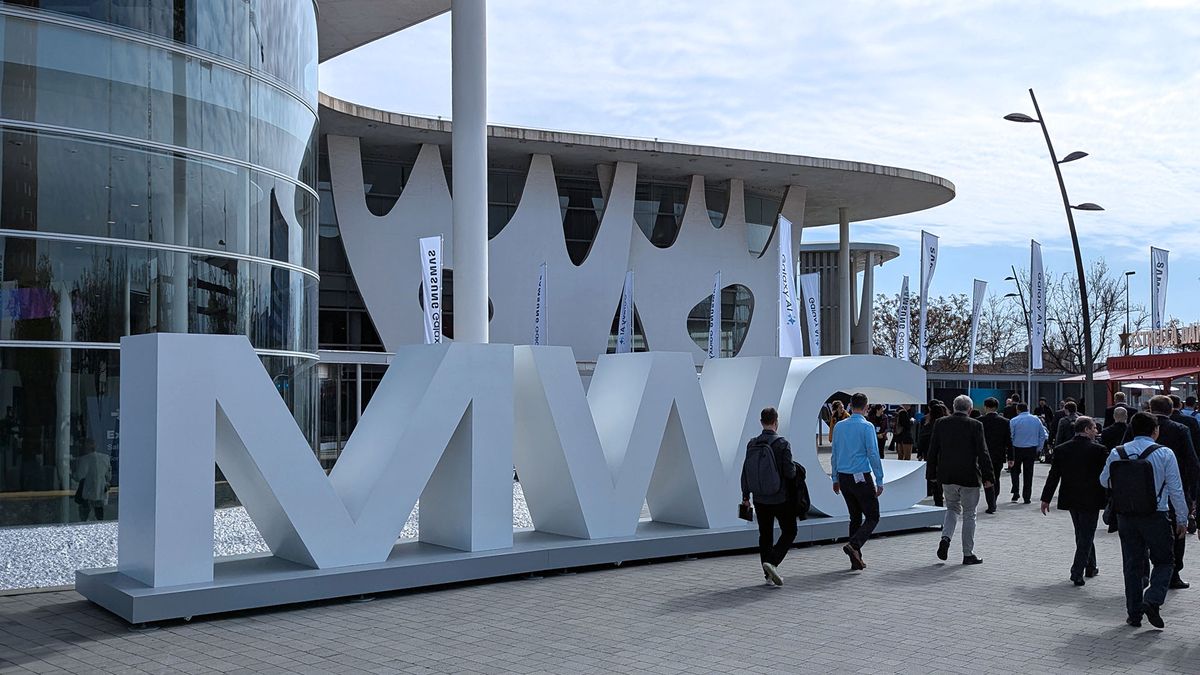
320;0;1200;327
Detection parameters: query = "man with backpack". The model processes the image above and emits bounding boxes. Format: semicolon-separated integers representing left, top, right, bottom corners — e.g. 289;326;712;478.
1100;412;1189;629
831;392;884;571
740;406;797;586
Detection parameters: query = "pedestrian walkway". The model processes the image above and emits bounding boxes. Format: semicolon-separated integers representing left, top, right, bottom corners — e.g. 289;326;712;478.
3;463;1198;674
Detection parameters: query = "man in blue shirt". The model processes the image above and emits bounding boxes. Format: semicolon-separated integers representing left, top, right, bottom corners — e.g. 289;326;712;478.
1100;412;1189;629
831;392;885;571
1009;403;1049;504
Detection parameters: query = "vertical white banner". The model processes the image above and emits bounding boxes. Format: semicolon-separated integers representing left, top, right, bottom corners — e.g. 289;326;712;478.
616;270;634;354
799;272;822;357
707;271;722;359
532;262;547;346
1030;240;1046;370
1151;246;1169;354
968;279;987;374
777;215;804;357
918;230;939;366
419;235;443;344
895;275;911;360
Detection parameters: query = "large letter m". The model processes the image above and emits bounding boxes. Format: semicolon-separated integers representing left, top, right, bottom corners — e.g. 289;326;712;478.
117;334;514;588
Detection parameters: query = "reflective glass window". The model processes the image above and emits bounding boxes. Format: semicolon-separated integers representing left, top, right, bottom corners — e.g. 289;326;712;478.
745;192;781;256
687;284;754;357
0;0;251;64
250;0;317;101
705;184;727;228
0;235;316;352
360;156;411;217
633;182;687;248
558;176;605;266
488;170;523;238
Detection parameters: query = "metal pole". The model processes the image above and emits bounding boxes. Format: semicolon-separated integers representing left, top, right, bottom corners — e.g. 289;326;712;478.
451;0;489;343
1125;274;1131;356
1028;88;1095;412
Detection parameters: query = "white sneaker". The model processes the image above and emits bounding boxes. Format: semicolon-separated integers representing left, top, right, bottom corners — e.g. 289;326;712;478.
762;562;783;586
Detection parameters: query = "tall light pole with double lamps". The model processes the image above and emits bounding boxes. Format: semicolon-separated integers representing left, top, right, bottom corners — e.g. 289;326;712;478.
1006;89;1104;413
1124;270;1136;356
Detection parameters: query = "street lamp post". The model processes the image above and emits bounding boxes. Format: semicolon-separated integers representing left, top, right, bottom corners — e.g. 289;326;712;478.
1005;89;1103;414
1124;270;1136;356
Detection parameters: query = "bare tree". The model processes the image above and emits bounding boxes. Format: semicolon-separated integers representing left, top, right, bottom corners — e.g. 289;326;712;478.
873;292;972;370
1042;259;1147;372
974;293;1026;372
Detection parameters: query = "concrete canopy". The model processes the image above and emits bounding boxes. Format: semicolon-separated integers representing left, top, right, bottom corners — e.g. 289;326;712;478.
318;94;955;228
318;0;451;62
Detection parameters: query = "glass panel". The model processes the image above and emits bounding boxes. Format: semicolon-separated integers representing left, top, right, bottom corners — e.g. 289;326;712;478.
250;0;317;101
686;284;755;357
705;185;727;228
744;192;780;255
0;346;314;525
250;80;317;182
558;176;604;266
0;234;316;352
633;182;686;248
0;0;251;64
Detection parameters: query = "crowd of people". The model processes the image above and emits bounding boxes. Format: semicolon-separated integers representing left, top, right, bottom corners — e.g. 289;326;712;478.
741;390;1200;630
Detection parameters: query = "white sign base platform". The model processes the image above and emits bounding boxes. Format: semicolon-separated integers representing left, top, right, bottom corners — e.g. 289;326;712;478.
77;507;941;624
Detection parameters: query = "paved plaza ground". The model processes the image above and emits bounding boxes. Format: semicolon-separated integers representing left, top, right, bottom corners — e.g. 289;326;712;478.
4;462;1200;674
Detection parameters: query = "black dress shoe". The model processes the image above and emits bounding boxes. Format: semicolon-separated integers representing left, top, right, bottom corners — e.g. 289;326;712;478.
1023;499;1031;504
1011;494;1019;503
1072;578;1085;586
1169;577;1190;589
1085;567;1099;578
985;507;996;514
937;537;950;561
1142;602;1165;629
1126;616;1142;628
962;555;984;566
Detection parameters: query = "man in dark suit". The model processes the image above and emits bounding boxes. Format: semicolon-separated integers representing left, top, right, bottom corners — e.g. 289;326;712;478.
928;395;994;565
980;397;1011;514
1104;391;1136;429
1041;416;1109;585
1054;401;1080;446
1034;398;1055;425
1125;395;1200;589
1002;394;1021;420
1171;394;1200;526
1100;406;1129;450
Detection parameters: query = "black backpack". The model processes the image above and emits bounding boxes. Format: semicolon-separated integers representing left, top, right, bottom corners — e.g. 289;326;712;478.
1109;444;1165;516
789;462;811;520
744;438;782;498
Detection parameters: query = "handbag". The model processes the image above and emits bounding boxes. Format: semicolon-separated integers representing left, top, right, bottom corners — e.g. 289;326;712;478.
737;502;753;522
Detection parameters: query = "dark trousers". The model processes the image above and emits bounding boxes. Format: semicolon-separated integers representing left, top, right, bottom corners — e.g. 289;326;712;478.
78;504;104;521
1068;508;1099;580
1009;447;1037;501
985;457;1006;510
1117;512;1174;618
754;501;797;567
1170;505;1186;577
838;473;880;550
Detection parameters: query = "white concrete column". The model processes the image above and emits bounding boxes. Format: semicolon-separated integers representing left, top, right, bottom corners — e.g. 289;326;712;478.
853;252;876;354
451;0;489;343
838;207;851;355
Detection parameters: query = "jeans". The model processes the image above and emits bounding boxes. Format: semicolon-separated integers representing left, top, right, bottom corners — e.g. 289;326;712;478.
941;484;980;557
1117;512;1175;618
754;501;797;567
1068;508;1099;581
1010;447;1038;501
838;473;880;550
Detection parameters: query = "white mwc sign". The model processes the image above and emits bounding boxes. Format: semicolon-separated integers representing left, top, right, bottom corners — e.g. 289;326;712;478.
93;334;930;619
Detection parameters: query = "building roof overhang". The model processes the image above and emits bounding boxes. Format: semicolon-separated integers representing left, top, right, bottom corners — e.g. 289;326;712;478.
318;94;956;228
318;0;451;62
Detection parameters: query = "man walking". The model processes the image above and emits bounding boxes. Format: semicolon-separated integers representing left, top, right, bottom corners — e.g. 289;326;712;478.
1102;412;1189;628
1009;403;1049;504
1101;407;1129;450
1003;394;1021;420
831;392;884;571
1034;397;1055;425
927;395;993;565
1054;401;1081;447
1105;391;1136;428
1124;395;1200;589
1040;417;1109;585
741;407;797;586
980;398;1010;514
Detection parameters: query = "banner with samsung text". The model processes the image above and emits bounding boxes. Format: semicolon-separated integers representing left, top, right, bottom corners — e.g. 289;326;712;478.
1030;240;1046;370
968;279;987;374
532;262;547;346
895;275;911;361
777;215;804;357
799;272;821;357
707;271;721;359
419;236;443;344
918;231;938;366
1151;246;1169;354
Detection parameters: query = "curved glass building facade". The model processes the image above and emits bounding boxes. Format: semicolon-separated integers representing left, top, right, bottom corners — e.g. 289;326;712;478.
0;1;318;524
